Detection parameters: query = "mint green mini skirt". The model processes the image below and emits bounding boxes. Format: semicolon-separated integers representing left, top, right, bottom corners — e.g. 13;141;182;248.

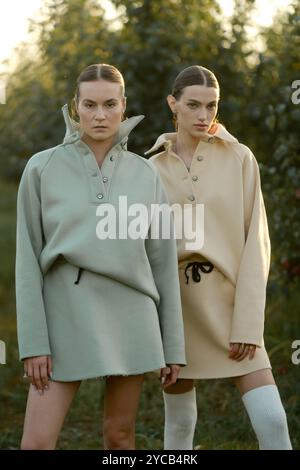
43;258;166;381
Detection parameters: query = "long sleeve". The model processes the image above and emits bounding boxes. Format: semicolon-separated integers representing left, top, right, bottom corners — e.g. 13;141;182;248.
229;151;271;347
145;169;186;366
15;159;51;360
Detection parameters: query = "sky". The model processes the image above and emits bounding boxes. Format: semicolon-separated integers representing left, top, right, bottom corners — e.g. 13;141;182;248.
0;0;293;66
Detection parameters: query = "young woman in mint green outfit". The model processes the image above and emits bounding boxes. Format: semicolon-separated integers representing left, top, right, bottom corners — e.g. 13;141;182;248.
16;64;186;450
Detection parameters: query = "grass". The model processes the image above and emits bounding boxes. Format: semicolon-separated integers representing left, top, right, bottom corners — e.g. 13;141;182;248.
0;180;299;450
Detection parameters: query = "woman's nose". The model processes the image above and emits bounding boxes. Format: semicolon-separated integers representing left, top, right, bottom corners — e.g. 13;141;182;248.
95;106;106;119
197;107;207;121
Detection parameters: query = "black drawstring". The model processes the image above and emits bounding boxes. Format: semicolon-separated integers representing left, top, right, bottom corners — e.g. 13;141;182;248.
184;261;214;284
74;267;83;285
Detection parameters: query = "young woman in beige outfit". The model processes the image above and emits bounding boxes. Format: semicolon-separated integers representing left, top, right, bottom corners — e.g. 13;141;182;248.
146;65;292;450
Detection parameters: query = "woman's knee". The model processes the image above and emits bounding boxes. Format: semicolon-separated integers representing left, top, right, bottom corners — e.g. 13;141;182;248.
262;405;289;432
21;433;56;450
103;418;134;450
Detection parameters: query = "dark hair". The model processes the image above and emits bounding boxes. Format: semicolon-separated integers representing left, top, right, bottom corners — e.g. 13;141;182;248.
71;64;125;120
172;65;219;100
171;65;220;129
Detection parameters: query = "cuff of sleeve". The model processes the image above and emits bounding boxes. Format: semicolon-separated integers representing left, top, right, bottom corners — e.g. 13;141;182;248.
20;349;52;362
164;352;187;367
229;337;263;348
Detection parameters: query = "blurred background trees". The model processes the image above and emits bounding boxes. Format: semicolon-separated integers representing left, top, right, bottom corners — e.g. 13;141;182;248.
0;0;110;176
248;2;300;285
1;0;298;286
0;0;299;449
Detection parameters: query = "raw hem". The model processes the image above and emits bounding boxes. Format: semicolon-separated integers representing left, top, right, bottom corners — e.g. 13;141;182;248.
47;363;166;383
178;365;272;380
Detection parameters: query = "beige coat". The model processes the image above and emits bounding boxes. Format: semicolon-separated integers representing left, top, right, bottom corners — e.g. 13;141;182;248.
146;124;271;378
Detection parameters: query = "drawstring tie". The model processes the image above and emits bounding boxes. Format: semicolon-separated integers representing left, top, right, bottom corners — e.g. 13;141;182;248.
184;261;214;284
74;267;83;285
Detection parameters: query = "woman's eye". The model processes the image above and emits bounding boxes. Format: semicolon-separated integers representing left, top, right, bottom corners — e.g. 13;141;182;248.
85;103;94;108
208;104;216;109
188;103;197;109
106;102;117;108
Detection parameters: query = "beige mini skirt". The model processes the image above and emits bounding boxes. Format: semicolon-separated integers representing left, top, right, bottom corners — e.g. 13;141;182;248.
177;257;271;379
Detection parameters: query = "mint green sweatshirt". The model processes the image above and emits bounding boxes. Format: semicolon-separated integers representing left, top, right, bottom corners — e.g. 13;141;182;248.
15;105;186;379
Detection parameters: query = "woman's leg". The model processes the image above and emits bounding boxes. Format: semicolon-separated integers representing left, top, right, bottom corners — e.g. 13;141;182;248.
103;374;144;450
234;368;292;449
21;380;81;450
163;379;197;450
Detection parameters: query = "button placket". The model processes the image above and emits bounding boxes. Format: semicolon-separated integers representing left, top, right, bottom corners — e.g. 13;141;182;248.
188;157;201;202
77;141;108;203
192;137;209;168
186;148;205;176
101;151;119;198
89;154;109;201
170;152;196;204
190;145;206;190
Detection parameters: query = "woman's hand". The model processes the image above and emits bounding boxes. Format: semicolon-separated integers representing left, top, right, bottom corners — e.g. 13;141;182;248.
24;355;52;394
160;364;181;389
229;343;256;361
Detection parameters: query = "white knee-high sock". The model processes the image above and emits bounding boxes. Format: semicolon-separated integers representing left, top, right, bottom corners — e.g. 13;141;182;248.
163;387;197;450
242;384;292;450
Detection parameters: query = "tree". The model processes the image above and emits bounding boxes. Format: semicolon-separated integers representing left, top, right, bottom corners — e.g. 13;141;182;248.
0;0;111;178
110;0;227;152
249;0;300;285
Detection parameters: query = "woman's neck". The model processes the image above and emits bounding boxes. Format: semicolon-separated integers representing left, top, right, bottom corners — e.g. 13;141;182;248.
82;133;115;164
175;127;201;158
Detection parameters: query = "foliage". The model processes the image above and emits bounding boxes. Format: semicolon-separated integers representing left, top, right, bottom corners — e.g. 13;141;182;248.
0;1;299;448
0;0;111;179
0;0;298;283
248;1;300;285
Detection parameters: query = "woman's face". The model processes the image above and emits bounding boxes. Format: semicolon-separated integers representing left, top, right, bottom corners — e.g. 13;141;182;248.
168;85;219;138
76;79;126;142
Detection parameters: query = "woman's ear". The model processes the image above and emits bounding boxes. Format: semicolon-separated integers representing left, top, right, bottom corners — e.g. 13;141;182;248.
123;96;127;114
121;96;127;121
167;94;177;114
71;97;79;121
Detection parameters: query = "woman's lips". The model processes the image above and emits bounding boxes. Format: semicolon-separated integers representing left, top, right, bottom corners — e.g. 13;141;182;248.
194;124;208;130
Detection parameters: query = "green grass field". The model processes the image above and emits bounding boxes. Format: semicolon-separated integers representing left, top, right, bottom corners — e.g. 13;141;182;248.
0;180;299;450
